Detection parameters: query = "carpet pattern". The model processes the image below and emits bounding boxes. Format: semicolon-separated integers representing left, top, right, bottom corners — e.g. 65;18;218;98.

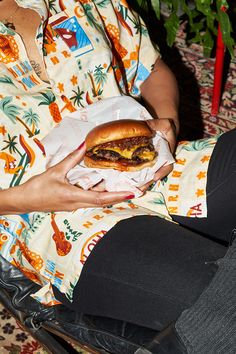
172;29;236;139
0;305;89;354
1;29;236;354
0;305;46;354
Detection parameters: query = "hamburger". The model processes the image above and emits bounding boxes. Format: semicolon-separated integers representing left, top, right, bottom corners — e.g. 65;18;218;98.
84;119;157;171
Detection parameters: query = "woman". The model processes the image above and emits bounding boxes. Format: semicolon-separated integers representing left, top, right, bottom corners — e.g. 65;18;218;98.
0;0;179;304
0;1;235;353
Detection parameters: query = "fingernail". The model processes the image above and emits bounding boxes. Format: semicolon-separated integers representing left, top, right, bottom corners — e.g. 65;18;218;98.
125;194;135;200
77;141;85;150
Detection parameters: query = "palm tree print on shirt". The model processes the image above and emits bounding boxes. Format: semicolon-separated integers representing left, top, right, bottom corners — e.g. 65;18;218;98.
70;86;85;108
0;97;35;137
22;109;40;136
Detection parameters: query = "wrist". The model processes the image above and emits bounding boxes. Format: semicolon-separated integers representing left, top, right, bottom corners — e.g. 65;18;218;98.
0;185;27;215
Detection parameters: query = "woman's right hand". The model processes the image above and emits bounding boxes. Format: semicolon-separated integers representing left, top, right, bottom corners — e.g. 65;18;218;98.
1;143;134;215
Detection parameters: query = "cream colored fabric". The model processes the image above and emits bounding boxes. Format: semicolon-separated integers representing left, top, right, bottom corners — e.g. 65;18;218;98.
0;0;161;304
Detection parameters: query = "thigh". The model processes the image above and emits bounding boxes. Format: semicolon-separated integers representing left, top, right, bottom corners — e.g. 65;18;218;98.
53;216;226;330
172;129;236;243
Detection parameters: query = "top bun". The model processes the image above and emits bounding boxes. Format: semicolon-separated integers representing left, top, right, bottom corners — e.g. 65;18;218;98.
86;119;154;149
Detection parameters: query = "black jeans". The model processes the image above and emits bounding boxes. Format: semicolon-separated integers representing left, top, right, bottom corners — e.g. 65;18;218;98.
54;216;226;330
54;129;236;330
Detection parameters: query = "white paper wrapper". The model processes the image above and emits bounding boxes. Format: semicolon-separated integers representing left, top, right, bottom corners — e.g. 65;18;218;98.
42;96;175;197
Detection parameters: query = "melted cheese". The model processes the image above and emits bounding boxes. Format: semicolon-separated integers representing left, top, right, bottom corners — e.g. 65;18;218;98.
137;150;156;160
93;143;156;161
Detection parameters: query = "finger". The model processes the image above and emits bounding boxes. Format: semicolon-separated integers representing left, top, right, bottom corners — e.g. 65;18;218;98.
55;142;86;175
139;179;154;192
146;119;159;131
153;163;173;181
72;188;135;207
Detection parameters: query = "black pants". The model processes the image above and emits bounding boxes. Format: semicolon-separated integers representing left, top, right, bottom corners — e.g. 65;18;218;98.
54;129;236;330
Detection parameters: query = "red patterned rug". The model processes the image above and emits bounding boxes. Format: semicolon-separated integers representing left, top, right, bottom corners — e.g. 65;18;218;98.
0;29;236;354
171;28;236;140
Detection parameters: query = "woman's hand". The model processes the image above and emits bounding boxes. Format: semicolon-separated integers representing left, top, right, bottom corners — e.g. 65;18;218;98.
146;118;177;154
144;118;175;184
1;143;134;215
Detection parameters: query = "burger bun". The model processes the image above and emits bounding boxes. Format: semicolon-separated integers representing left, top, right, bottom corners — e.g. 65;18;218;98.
85;119;154;150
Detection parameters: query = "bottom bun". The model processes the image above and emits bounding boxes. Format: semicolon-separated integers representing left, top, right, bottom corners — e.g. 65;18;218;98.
84;155;157;172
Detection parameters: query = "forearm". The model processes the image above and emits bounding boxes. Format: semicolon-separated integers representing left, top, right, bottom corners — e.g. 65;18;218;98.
140;58;179;135
0;186;24;215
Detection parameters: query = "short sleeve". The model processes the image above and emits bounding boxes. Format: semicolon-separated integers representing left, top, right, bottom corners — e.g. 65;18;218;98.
100;0;160;96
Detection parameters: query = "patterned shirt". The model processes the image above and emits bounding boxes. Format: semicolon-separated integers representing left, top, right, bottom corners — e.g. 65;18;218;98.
0;0;217;305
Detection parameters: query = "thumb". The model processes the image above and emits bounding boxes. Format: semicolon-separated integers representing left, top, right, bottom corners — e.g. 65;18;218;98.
154;163;173;182
56;141;86;175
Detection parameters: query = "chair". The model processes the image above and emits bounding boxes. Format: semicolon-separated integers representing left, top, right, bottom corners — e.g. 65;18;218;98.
0;255;159;354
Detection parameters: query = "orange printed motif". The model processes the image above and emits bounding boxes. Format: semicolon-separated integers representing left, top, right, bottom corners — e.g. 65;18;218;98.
16;221;26;237
51;56;59;65
57;83;64;93
44;26;57;54
0;35;19;64
61;95;77;112
196;189;204;197
0;126;6;135
85;91;94;105
114;7;133;36
176;158;186;165
172;170;182;178
59;0;66;10
201;155;210;163
51;214;72;256
70;75;78;86
106;24;128;59
169;184;179;191
114;50;138;84
197;171;206;180
168;207;178;214
80;230;106;265
127;201;138;209
33;138;46;156
13;259;43;285
83;221;93;229
0;152;23;174
168;195;178;202
43;299;62;306
93;215;104;221
74;5;86;18
102;209;113;214
19;134;35;167
0;218;10;228
49;102;62;123
15;239;43;271
62;50;71;58
0;233;9;251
